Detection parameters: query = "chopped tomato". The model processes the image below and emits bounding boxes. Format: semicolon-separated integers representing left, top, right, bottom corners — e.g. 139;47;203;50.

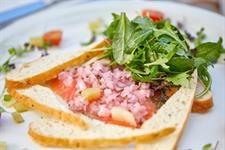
141;9;164;22
143;101;157;120
43;30;62;46
48;78;76;101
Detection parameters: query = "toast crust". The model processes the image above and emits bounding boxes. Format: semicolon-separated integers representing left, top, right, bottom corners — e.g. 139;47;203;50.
5;40;109;90
28;122;175;148
192;97;213;113
135;71;197;150
9;88;88;129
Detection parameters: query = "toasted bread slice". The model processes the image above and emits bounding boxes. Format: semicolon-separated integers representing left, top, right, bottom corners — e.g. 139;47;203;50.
12;85;176;148
5;40;109;89
8;85;88;129
19;71;197;148
192;80;213;113
136;71;198;150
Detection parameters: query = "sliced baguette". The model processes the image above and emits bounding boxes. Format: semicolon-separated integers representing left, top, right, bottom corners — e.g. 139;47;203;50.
192;80;213;113
136;71;198;150
5;40;109;89
25;71;197;148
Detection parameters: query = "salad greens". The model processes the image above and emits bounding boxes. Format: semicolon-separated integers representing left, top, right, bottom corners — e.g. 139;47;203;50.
102;12;225;97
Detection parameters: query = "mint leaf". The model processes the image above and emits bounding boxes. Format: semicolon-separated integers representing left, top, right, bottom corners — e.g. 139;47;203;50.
166;72;190;87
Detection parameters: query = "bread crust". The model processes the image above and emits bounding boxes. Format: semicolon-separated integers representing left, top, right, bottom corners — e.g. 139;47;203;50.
9;88;89;129
28;122;175;148
5;40;109;89
192;98;213;113
135;71;198;150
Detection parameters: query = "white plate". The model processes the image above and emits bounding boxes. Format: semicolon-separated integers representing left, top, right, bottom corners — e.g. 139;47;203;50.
0;1;225;150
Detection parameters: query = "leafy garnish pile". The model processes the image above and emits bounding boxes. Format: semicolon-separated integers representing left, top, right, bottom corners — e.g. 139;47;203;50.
101;12;225;97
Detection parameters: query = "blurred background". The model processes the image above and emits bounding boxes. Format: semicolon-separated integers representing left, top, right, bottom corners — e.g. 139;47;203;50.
0;0;225;29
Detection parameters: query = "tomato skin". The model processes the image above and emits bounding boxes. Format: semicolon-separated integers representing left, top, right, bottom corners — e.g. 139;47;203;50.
43;30;62;46
48;78;76;101
141;9;164;22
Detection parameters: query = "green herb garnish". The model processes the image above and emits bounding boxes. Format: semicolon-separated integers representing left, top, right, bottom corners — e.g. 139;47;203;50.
3;94;12;102
0;46;32;74
101;12;225;97
194;27;206;46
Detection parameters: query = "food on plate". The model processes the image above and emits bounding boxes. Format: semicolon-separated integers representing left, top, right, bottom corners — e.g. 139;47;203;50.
141;9;164;22
11;111;24;123
3;9;224;149
14;71;196;148
0;30;63;75
43;30;62;46
6;40;196;148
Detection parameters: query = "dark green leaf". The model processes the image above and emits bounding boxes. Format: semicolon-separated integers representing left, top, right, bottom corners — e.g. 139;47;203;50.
195;38;225;64
112;12;134;64
167;57;194;72
104;13;120;39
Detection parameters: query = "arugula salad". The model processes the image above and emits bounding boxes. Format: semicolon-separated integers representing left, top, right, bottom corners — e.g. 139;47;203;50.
96;11;225;98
